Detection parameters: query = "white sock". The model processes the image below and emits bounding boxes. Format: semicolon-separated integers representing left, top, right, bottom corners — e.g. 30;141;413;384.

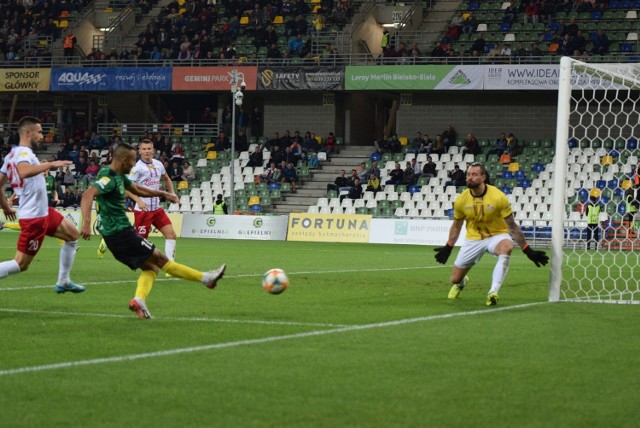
0;260;21;279
165;239;176;261
456;276;468;288
489;255;510;294
58;240;78;285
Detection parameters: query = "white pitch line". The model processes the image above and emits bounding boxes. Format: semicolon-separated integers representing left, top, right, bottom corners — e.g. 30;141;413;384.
0;301;546;377
0;266;446;291
0;307;347;327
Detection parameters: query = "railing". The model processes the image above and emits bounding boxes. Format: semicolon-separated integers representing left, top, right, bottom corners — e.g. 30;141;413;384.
395;1;423;45
344;0;378;53
96;123;220;137
0;52;637;69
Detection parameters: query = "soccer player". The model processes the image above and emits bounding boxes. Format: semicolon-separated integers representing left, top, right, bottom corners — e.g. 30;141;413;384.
0;116;85;293
80;143;226;319
97;139;178;274
433;162;548;306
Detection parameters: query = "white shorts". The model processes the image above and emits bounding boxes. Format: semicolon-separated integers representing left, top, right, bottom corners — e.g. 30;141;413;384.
453;233;512;269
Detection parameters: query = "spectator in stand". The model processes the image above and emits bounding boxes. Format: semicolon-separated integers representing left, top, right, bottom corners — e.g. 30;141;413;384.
289;139;303;165
327;169;350;192
444;164;466;189
513;42;528;57
356;162;368;182
181;161;195;182
62;167;76;188
170;143;185;164
250;107;262;137
462;133;481;157
248;149;264;168
235;128;249;152
410;131;426;155
530;42;543;57
403;162;416;185
288;34;305;57
500;43;512;57
367;161;381;180
467;33;486;56
348;177;363;200
213;194;228;214
463;14;477;35
442;125;457;151
432;134;445;156
267;42;283;59
322;132;337;157
421;156;438;179
260;162;281;183
85;160;99;180
200;107;215;124
431;42;448;58
162;111;176;124
167;160;183;182
591;29;609;55
281;162;298;191
506;133;522;157
366;172;382;194
385;162;404;185
265;132;281;151
270;145;284;166
488;133;508;155
61;186;79;208
524;1;539;24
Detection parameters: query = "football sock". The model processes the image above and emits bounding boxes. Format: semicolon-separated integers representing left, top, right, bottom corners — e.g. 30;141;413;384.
58;240;78;285
0;260;21;278
4;223;21;231
135;270;156;300
165;239;176;261
489;255;510;294
161;260;203;282
457;276;468;289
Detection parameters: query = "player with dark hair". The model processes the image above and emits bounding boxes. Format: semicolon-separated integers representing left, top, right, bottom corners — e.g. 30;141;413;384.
434;162;548;305
0;116;85;293
97;139;179;277
80;143;226;319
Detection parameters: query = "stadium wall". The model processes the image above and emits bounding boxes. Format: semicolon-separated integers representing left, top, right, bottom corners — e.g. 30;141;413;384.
263;93;339;138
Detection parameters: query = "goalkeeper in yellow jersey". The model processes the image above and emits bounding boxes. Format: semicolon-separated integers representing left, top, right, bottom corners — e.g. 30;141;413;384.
434;163;548;306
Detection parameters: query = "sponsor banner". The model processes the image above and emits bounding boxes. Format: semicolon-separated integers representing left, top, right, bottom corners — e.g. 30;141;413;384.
49;67;172;91
257;67;344;90
1;68;51;91
484;64;630;90
287;213;371;243
369;218;466;246
345;65;483;90
172;67;258;91
181;213;287;240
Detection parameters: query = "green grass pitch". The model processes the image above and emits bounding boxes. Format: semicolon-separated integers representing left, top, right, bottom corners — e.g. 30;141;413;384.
0;233;638;427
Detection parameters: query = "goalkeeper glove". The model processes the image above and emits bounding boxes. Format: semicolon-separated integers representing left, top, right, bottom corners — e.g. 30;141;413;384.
523;244;549;267
434;244;454;264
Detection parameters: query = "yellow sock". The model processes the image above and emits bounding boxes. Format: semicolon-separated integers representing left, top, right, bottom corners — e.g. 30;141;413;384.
162;260;203;282
135;270;157;300
4;223;21;231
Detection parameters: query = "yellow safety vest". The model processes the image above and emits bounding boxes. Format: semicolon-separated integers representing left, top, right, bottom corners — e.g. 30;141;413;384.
626;193;637;215
213;202;225;214
586;203;600;224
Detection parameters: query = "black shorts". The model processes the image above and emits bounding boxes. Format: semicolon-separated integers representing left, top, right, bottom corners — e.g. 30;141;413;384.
103;227;155;270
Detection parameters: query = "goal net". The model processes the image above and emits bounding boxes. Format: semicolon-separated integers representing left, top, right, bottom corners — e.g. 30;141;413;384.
550;57;640;304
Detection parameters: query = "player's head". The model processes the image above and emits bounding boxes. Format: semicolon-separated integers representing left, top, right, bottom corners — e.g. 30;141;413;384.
113;143;137;174
138;139;155;162
466;162;490;189
17;116;43;147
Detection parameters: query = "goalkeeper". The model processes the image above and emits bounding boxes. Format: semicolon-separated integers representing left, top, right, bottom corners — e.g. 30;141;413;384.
433;162;548;306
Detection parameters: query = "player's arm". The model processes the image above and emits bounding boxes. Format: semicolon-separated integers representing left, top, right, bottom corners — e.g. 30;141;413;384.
16;159;72;179
0;173;16;220
125;190;147;211
161;173;175;195
127;182;179;203
80;186;99;240
434;217;464;264
505;214;549;267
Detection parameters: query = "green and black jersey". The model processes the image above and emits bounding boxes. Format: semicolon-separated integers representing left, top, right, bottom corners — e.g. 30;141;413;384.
92;166;133;237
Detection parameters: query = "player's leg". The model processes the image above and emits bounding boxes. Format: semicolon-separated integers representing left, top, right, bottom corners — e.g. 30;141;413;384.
153;210;177;278
48;209;84;293
586;225;593;250
148;251;226;289
0;217;46;278
448;239;484;300
486;234;515;305
97;238;108;259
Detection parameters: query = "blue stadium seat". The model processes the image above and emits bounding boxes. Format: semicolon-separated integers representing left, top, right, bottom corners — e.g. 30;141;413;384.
608;179;619;188
596;180;607;189
627;138;637;149
371;152;381;161
568;137;578;148
408;185;420;194
269;182;281;190
501;186;512;194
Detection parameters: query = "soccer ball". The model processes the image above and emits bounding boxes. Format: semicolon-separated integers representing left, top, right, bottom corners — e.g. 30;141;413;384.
262;268;289;295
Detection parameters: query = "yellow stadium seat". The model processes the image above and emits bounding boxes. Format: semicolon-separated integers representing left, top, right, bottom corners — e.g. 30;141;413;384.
206;151;218;160
601;155;613;165
507;162;520;172
240;16;249;25
177;181;189;190
248;196;260;205
102;8;112;13
311;0;321;3
621;180;633;189
58;20;68;28
178;0;185;4
172;128;183;136
273;15;284;24
315;136;322;144
398;137;408;146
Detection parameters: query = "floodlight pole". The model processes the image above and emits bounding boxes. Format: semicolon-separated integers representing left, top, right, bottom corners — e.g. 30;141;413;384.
229;68;245;215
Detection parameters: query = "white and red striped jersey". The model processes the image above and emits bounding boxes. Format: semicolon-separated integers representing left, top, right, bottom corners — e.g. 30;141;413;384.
0;146;47;219
128;158;166;212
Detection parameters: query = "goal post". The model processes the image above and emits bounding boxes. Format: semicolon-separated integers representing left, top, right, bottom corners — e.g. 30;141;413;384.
550;56;640;304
